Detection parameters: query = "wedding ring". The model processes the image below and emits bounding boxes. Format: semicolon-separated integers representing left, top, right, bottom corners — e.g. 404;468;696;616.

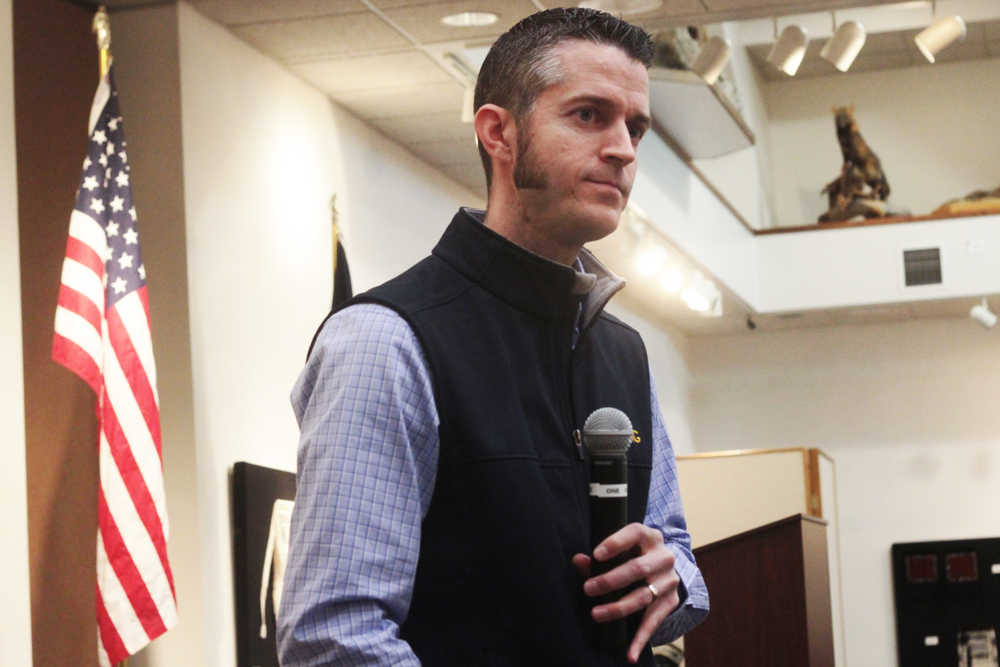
646;582;659;601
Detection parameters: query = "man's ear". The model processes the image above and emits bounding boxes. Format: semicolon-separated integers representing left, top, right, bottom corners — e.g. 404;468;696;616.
475;103;516;171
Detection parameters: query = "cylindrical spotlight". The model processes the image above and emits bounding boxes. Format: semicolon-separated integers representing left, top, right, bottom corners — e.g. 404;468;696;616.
691;36;731;85
914;15;966;63
766;25;808;76
821;20;866;72
970;298;997;329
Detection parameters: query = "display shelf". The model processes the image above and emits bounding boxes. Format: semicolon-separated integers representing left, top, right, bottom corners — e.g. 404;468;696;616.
648;67;755;160
756;208;1000;235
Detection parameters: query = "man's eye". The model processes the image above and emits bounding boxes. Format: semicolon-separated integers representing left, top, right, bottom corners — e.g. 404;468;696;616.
576;108;596;122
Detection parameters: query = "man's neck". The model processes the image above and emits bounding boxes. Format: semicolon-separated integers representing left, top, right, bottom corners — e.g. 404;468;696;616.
482;192;580;267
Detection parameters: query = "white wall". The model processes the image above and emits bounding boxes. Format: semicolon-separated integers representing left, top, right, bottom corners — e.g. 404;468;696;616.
766;57;1000;227
692;21;776;230
607;302;694;456
0;0;33;663
689;318;1000;667
633;132;759;308
754;213;1000;312
174;3;482;665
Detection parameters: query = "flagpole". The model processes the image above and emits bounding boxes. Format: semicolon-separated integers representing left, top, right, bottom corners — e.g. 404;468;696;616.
92;8;125;667
92;5;111;79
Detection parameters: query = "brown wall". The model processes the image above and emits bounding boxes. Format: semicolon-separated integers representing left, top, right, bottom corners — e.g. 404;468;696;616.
112;5;204;664
15;0;101;663
15;1;198;665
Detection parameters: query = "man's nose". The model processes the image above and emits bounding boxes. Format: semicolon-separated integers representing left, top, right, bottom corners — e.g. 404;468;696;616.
602;121;636;166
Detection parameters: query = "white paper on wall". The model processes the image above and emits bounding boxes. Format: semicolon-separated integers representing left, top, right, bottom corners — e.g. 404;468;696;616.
259;498;294;639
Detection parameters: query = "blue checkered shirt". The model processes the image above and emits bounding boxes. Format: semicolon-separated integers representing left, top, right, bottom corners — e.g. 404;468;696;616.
278;303;709;666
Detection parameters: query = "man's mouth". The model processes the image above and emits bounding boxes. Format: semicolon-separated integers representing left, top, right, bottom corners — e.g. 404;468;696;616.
586;178;624;193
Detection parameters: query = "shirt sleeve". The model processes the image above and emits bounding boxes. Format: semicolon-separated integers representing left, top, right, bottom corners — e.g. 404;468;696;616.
643;372;710;644
277;304;439;666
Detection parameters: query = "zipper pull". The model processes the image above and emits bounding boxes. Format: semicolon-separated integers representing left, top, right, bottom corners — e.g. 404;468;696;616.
573;428;584;460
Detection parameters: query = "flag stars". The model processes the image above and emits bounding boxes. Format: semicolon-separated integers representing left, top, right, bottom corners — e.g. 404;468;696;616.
108;117;120;131
138;264;146;280
123;228;138;245
110;196;125;213
99;153;108;167
119;151;128;164
90;198;105;214
129;206;137;221
93;129;107;145
117;252;134;270
115;171;129;187
106;142;115;155
101;245;113;263
111;276;128;294
83;176;99;191
106;221;119;237
83;156;92;170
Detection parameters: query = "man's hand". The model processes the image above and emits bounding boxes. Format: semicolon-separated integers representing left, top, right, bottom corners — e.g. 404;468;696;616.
572;523;680;664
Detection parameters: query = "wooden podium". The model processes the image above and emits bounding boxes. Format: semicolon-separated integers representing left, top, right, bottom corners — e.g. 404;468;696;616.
684;514;835;667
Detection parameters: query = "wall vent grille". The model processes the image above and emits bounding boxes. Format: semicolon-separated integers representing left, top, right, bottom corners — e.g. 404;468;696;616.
903;248;942;286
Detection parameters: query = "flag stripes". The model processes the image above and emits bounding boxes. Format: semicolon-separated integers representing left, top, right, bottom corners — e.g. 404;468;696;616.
52;66;176;665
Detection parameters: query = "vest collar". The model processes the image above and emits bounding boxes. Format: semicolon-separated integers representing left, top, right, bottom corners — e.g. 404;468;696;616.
432;208;625;324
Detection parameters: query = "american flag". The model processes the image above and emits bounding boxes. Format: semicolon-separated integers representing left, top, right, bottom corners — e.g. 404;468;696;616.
52;66;177;666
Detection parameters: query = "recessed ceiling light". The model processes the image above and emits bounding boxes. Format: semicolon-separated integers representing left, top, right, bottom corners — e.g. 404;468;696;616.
577;0;662;16
441;11;499;27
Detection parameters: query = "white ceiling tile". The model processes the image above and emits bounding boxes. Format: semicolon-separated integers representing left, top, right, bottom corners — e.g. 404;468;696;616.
334;80;466;119
623;0;709;22
439;161;487;194
377;0;538;45
406;137;480;167
187;0;364;25
702;0;828;10
370;111;475;144
292;50;452;94
231;12;409;62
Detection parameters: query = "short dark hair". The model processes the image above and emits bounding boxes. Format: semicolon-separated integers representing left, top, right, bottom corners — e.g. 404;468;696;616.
474;8;654;189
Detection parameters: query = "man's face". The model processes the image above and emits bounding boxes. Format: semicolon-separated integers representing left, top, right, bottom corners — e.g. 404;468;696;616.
512;40;650;249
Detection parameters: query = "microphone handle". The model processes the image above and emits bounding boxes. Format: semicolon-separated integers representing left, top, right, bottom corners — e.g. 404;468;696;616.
589;455;631;654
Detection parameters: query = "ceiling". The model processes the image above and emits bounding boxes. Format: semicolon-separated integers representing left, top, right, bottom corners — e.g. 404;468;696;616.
173;0;908;195
100;0;999;335
747;17;1000;81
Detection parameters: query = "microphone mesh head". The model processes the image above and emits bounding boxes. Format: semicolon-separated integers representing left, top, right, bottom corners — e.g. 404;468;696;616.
582;407;633;456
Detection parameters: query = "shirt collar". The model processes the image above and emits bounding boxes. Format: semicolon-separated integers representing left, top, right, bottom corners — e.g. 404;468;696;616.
433;208;625;327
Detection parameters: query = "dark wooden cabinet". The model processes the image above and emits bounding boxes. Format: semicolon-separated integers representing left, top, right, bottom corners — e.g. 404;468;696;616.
685;514;835;667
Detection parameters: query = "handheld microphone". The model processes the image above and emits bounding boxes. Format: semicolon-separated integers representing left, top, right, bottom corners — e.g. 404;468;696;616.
583;407;634;652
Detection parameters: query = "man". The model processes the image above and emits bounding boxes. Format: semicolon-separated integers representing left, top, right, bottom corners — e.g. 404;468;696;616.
278;8;708;666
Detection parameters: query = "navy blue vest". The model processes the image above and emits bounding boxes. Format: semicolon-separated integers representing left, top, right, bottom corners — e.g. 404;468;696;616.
345;210;654;666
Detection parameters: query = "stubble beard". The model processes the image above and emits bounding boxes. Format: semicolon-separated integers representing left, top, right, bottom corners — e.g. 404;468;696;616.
512;122;547;191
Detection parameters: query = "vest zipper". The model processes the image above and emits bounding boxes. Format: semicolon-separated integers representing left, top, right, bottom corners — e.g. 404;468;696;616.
572;428;583;461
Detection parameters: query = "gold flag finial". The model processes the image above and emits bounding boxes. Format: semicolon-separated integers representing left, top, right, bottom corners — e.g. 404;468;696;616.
92;6;111;78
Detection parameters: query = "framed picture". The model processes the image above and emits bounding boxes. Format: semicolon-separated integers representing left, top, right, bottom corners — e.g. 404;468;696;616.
231;461;296;667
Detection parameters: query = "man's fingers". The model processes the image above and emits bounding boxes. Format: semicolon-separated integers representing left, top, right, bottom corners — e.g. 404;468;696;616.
590;572;679;623
585;543;674;597
592;523;649;562
627;587;680;663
